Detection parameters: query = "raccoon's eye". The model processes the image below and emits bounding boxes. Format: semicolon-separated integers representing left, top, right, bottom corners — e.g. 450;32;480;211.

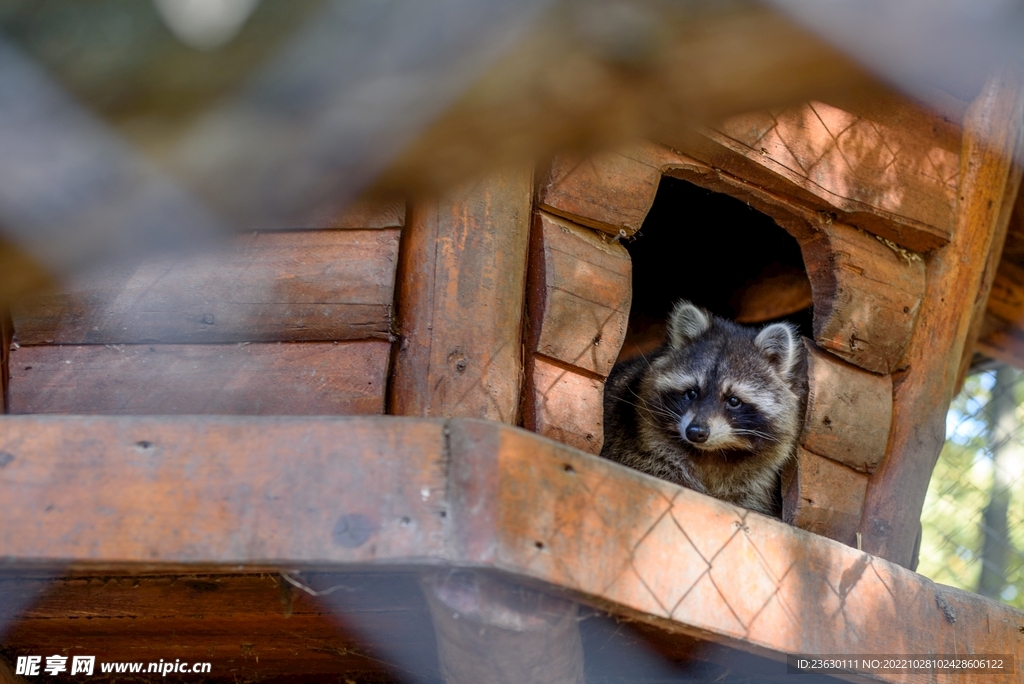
684;388;699;401
725;396;742;408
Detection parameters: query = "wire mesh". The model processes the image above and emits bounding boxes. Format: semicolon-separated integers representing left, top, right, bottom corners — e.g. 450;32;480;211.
918;364;1024;608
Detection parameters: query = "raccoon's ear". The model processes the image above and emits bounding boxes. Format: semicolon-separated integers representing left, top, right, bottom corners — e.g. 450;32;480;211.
667;300;711;349
754;323;799;377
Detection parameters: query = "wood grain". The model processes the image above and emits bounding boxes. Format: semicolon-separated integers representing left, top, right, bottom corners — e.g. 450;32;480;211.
0;416;1021;683
801;341;892;473
306;196;406;230
538;150;661;237
522;356;604;454
693;98;961;252
782;446;869;547
800;222;926;374
527;212;631;377
861;70;1024;567
7;342;390;416
0;573;437;683
390;169;532;423
12;230;399;346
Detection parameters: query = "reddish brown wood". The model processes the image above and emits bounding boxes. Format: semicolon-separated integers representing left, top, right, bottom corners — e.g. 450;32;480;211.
390;170;532;423
801;341;892;472
731;264;812;324
0;573;433;683
861;70;1024;567
522;356;604;454
7;341;390;416
538;150;662;237
0;416;447;567
11;230;399;346
958;158;1024;386
527;212;631;377
0;416;1021;682
310;196;406;230
800;222;926;374
978;259;1024;367
692;98;961;252
783;447;868;547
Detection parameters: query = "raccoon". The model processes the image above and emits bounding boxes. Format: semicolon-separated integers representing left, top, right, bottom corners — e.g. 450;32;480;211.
601;300;808;516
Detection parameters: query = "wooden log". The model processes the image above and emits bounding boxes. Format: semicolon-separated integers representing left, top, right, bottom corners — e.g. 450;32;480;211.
800;222;926;374
537;150;662;237
782;446;869;547
801;341;893;472
7;341;390;416
527;212;631;377
0;416;1021;683
422;571;584;684
306;196;406;230
11;230;400;346
691;97;961;252
390;169;532;423
522;356;604;454
861;70;1024;567
957;151;1024;385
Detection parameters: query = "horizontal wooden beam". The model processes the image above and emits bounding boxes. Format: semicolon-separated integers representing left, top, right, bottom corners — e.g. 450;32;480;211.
6;341;391;416
0;416;1019;683
11;230;400;346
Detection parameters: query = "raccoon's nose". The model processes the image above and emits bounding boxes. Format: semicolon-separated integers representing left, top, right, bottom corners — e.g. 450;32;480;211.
685;424;709;443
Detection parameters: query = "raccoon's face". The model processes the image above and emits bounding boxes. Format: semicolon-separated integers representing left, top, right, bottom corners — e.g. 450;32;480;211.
642;302;802;461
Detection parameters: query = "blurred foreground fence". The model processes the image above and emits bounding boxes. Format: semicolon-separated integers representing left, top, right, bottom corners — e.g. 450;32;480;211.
919;364;1024;608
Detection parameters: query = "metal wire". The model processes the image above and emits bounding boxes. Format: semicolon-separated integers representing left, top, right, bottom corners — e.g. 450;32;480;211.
918;365;1024;607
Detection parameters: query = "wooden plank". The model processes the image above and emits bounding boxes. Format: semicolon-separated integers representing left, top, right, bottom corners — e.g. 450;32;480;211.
782;446;869;547
0;416;1021;683
7;342;390;416
522;356;604;454
450;422;1024;684
0;573;435;683
390;169;532;423
801;341;892;472
956;155;1024;386
12;230;399;346
861;70;1024;567
976;189;1024;370
0;416;447;567
694;98;961;252
527;212;631;377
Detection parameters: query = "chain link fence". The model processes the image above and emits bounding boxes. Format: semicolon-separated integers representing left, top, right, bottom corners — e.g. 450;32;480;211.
918;364;1024;608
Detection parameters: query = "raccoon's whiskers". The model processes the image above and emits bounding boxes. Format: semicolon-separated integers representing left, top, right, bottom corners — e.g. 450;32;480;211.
732;429;782;444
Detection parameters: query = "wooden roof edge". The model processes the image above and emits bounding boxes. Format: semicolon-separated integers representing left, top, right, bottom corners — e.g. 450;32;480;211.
0;414;1020;683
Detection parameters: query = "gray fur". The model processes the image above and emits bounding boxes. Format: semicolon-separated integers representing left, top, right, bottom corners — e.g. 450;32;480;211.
601;301;808;517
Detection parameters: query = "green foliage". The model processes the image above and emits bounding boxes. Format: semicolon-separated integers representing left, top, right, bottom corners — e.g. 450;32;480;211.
918;371;1024;608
